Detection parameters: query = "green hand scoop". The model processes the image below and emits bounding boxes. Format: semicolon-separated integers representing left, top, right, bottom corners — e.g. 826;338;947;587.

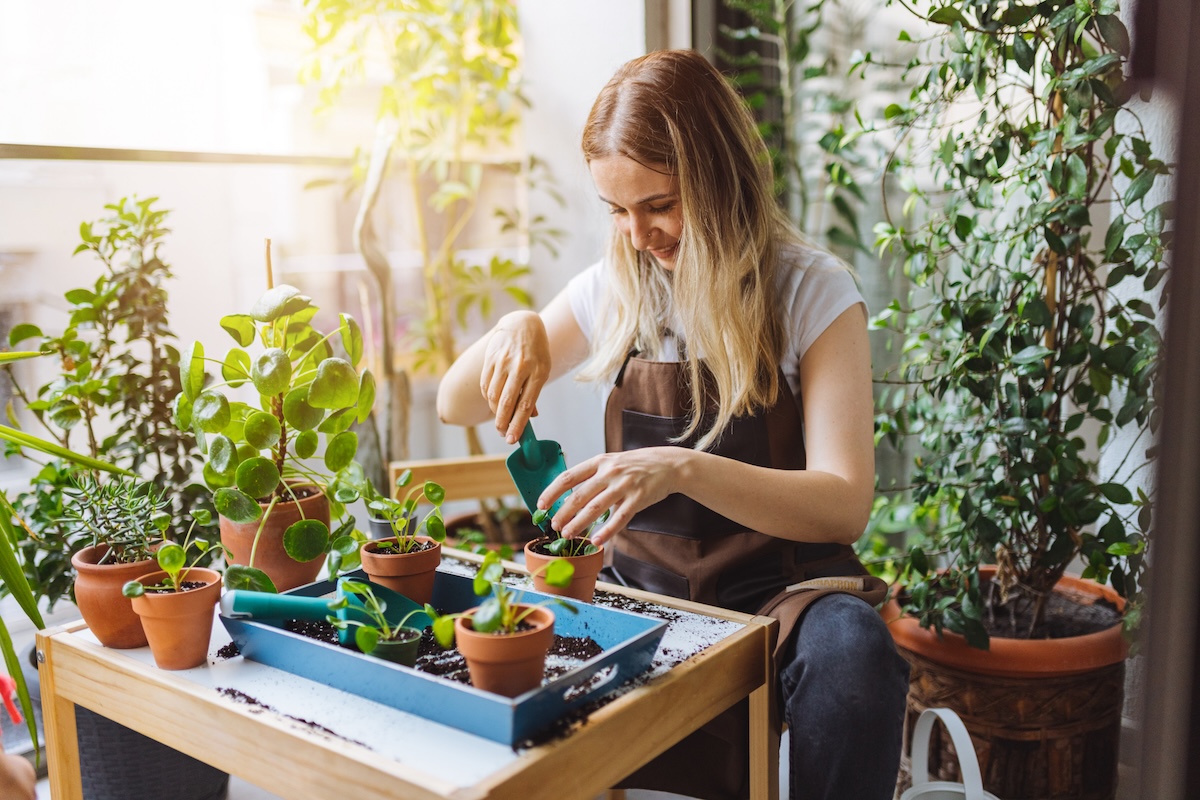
506;421;570;531
219;578;430;647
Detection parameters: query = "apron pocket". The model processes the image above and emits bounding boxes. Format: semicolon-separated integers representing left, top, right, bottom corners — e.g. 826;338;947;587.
607;549;690;599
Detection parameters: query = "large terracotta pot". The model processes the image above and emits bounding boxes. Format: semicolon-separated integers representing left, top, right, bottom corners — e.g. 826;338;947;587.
71;544;158;648
218;482;329;591
359;536;441;606
129;567;222;670
524;538;604;602
454;604;554;697
882;568;1128;800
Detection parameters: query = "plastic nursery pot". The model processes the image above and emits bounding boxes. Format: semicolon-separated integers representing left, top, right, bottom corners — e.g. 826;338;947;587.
71;544;159;649
129;568;223;670
359;536;442;606
367;628;422;667
524;538;604;603
218;481;329;592
454;605;555;698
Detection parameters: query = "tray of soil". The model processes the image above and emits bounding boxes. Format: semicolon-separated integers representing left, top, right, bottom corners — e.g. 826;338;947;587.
219;567;667;746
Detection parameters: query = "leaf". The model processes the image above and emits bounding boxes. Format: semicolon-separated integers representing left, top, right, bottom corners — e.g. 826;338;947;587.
250;285;313;322
251;348;292;397
1012;345;1053;364
542;558;575;588
220;314;257;347
324;431;358;473
1123;170;1155;205
209;434;238;476
929;6;967;25
7;324;43;347
355;627;380;654
156;542;186;575
294;430;319;459
471;597;503;633
222;349;252;387
223;565;277;593
244;411;282;449
235;457;281;500
284;387;325;431
1013;34;1035;72
339;314;363;367
317;407;356;435
356;371;376;425
1099;482;1134;504
283;519;329;563
180;341;205;401
192;391;232;434
423;481;446;505
214;488;263;523
308;358;358;409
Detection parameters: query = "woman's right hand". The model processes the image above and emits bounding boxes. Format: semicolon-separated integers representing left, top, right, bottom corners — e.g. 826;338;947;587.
480;310;552;444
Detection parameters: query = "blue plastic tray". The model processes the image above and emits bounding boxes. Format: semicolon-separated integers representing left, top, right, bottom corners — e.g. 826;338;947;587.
219;567;667;746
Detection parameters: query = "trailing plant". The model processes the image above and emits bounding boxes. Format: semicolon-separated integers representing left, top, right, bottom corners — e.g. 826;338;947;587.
325;578;431;655
427;550;575;647
871;0;1168;647
121;509;224;597
2;197;207;607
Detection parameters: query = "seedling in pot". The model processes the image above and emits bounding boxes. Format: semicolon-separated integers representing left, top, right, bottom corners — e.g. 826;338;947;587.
365;471;446;554
324;579;433;661
427;551;577;648
531;508;604;558
121;510;225;596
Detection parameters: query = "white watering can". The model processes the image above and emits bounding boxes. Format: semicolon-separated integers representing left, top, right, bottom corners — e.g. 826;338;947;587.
899;708;1001;800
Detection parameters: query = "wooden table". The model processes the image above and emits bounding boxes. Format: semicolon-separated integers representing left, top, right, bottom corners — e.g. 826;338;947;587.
36;579;780;800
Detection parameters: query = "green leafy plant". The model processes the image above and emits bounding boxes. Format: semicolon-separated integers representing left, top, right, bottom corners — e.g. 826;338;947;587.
60;474;170;564
360;471;447;554
871;0;1167;647
427;550;575;647
531;508;601;558
324;578;431;656
3;196;207;608
175;283;373;582
120;509;224;597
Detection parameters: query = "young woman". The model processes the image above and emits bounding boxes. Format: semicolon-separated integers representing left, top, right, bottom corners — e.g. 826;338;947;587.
438;49;908;800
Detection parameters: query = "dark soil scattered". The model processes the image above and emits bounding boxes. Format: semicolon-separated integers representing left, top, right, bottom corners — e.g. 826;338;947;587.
216;641;241;660
592;590;683;623
144;580;208;594
367;539;437;556
285;618;341;645
216;687;368;748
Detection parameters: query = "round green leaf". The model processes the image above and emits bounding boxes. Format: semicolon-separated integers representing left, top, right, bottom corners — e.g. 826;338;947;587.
220;314;257;347
423;481;445;505
214;488;262;523
250;285;313;322
244;411;282;450
283;386;325;431
121;581;145;598
156;542;186;574
283;519;329;562
356;370;376;424
235;457;281;500
172;393;193;430
193;391;231;434
222;348;252;387
543;559;575;588
252;348;292;397
471;597;503;633
432;616;456;648
181;341;205;401
324;431;358;473
317;407;355;435
339;313;363;367
294;429;319;459
209;434;238;476
307;357;358;410
193;508;213;526
423;514;446;543
223;565;277;593
203;461;235;490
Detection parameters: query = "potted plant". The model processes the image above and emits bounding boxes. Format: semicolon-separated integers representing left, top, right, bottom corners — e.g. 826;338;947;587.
122;512;224;670
870;2;1169;797
523;508;605;602
338;471;447;606
176;281;374;592
427;551;575;697
324;579;430;666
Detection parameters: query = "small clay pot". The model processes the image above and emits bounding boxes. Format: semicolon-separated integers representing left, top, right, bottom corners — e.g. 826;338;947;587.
454;605;554;697
359;536;442;606
71;544;159;649
129;567;222;670
524;538;604;602
218;482;329;591
367;628;422;667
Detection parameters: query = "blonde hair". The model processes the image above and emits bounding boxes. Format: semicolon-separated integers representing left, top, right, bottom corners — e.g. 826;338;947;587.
579;49;811;449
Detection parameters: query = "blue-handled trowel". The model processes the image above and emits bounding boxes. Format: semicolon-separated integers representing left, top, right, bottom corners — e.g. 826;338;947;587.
505;422;570;531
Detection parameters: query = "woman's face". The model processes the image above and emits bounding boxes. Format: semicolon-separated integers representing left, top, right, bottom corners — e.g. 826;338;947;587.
589;155;683;269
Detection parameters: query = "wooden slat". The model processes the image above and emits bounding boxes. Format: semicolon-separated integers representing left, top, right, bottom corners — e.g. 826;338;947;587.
749;615;782;800
389;454;517;504
37;626;83;800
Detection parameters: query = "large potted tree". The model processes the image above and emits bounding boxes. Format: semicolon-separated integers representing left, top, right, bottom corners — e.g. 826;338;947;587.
871;2;1169;798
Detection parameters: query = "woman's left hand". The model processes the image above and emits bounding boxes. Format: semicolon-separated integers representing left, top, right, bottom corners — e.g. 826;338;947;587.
536;447;686;545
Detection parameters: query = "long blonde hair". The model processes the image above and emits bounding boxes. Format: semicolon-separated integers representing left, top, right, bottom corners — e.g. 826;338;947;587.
579;49;807;449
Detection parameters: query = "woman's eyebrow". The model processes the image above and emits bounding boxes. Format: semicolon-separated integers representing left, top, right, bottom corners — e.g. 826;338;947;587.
597;192;675;206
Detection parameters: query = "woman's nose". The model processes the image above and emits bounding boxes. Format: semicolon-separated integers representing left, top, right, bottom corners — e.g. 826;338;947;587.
628;214;653;251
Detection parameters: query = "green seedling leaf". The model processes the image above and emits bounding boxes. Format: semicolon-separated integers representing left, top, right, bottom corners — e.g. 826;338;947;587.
355;626;380;654
308;358;358;409
432;616;457;648
250;285;312;322
542;558;575;588
252;348;292;397
339;314;363;367
121;581;145;598
424;514;446;543
193;508;213;526
203;462;234;490
192;391;231;434
214;488;262;523
224;565;277;593
222;348;252;387
172;394;193;429
324;431;358;472
294;429;319;459
471;597;503;633
7;324;43;346
284;519;329;562
235;457;280;499
284;387;325;431
220;314;257;347
180;341;205;401
395;469;413;489
209;434;238;475
157;542;186;575
423;481;446;505
244;411;282;449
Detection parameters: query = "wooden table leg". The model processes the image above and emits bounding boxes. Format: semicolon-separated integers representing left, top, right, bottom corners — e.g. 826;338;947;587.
749;615;780;800
36;630;83;800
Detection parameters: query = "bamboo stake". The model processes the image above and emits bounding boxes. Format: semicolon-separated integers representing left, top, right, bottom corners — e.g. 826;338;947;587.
264;238;274;289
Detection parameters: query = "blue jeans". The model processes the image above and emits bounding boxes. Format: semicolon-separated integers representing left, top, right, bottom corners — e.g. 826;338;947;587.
779;593;910;800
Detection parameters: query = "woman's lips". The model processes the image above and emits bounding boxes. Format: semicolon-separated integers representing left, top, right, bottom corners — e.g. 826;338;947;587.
650;244;677;260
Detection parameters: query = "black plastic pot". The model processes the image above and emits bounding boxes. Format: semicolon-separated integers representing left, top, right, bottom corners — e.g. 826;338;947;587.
22;642;229;800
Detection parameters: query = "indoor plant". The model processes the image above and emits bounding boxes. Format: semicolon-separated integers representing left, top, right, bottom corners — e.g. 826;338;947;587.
324;579;430;666
176;282;373;592
351;471;447;605
122;512;224;670
427;551;575;697
524;508;604;602
870;1;1169;796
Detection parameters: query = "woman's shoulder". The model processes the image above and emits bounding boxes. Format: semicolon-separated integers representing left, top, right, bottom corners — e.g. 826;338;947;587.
775;241;861;297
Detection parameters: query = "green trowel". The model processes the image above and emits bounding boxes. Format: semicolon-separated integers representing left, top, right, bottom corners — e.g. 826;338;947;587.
506;422;570;531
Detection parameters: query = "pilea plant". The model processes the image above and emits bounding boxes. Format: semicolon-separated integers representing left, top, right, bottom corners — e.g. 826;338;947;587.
325;579;431;658
871;0;1168;646
361;471;446;555
121;509;224;597
531;508;601;558
428;550;575;647
175;283;373;589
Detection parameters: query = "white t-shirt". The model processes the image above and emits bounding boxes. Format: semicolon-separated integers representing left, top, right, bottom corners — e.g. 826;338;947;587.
565;243;866;404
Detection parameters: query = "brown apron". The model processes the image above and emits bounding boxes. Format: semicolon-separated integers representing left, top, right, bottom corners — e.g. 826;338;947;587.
604;355;887;800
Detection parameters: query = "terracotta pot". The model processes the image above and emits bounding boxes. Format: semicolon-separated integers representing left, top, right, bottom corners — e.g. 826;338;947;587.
71;544;158;649
368;628;422;667
129;568;222;670
524;538;604;602
882;568;1128;800
454;604;554;697
218;482;329;591
359;536;441;606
